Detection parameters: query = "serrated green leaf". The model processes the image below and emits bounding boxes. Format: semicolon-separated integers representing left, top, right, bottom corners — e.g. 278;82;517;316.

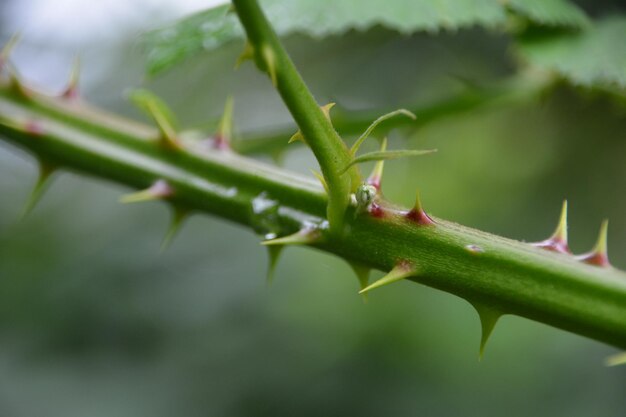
143;0;588;75
518;17;626;89
144;5;242;76
507;0;589;28
342;149;436;173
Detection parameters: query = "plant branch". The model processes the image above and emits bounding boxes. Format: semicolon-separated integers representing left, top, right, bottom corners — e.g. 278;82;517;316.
1;81;626;350
232;0;361;234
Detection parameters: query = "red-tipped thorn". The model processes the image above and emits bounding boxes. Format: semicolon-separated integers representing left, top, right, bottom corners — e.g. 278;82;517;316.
119;179;174;204
405;190;434;225
62;56;80;100
532;200;569;254
369;202;385;218
576;220;610;268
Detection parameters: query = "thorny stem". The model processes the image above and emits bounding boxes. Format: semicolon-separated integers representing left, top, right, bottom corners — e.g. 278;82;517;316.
1;79;626;349
1;0;626;355
232;0;361;235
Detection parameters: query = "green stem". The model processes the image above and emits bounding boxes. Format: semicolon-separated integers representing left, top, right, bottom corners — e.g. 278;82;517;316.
232;0;361;234
1;82;626;349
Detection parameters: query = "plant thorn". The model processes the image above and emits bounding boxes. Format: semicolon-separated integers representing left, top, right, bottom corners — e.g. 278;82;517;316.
265;244;284;286
213;95;234;150
348;262;371;302
405;189;434;225
605;351;626;367
8;68;31;99
532;200;569;254
261;227;321;246
261;45;277;86
576;219;610;267
19;160;56;220
128;89;182;150
119;179;174;204
288;130;304;144
472;302;502;360
160;206;189;252
234;41;254;69
367;137;387;190
359;260;416;294
311;170;329;194
62;56;80;100
1;33;20;72
320;102;335;120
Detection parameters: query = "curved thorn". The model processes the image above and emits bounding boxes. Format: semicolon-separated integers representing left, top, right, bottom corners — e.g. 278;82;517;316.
320;102;335;120
310;170;329;194
288;130;304;144
7;66;31;99
406;189;434;225
576;220;610;267
119;179;174;204
62;56;80;99
350;109;416;156
605;351;626;367
234;41;254;69
260;45;277;86
367;137;387;190
532;200;569;254
472;303;502;360
20;160;56;220
149;101;180;149
359;261;416;294
265;245;284;286
160;207;189;252
288;104;332;145
1;33;20;72
128;89;181;150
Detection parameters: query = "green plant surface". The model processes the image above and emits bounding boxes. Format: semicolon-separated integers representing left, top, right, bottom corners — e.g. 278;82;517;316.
518;16;626;89
143;0;588;75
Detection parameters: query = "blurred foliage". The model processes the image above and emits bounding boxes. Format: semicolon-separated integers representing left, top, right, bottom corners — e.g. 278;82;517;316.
518;16;626;88
1;0;626;416
143;0;588;75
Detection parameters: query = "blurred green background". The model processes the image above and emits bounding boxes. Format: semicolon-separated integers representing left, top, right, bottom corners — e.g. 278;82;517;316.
1;0;625;416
